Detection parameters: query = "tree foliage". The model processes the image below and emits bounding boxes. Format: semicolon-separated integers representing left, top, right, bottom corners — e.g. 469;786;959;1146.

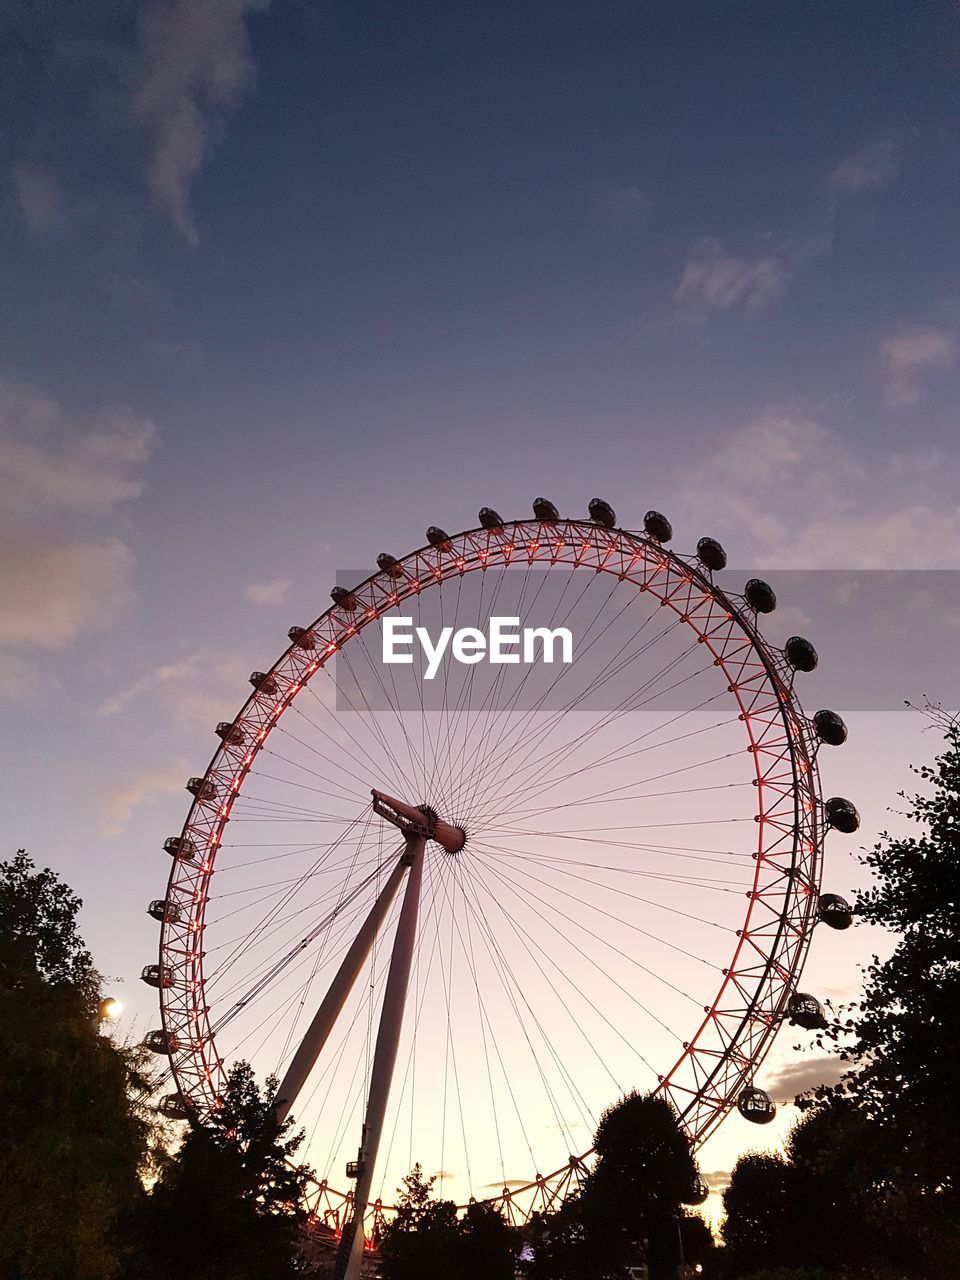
142;1061;314;1280
0;848;99;1006
0;851;150;1280
378;1164;520;1280
723;713;960;1278
522;1091;707;1280
830;715;960;1142
722;1153;791;1276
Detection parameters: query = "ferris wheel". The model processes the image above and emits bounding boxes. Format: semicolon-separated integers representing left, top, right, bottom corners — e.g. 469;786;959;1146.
142;500;856;1278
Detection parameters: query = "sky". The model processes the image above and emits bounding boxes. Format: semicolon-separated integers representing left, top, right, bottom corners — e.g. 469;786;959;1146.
2;0;959;1228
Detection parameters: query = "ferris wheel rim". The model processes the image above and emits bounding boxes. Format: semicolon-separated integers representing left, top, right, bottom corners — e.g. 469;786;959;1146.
154;515;824;1220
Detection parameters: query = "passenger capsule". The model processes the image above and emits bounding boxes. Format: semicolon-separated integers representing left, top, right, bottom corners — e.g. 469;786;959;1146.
249;671;278;696
330;586;358;611
814;709;848;746
787;992;828;1031
159;1094;191;1120
696;537;727;571
825;796;860;833
589;498;617;529
215;721;245;745
818;892;854;930
186;777;217;802
533;497;560;522
144;1029;179;1055
683;1175;710;1206
785;636;819;672
148;899;182;924
377;553;403;579
644;510;673;543
288;626;316;650
141;964;174;989
163;835;197;861
426;526;452;550
479;507;505;530
744;578;777;613
737;1086;776;1125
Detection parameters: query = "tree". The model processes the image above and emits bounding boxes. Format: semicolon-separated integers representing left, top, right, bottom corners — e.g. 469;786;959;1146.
522;1091;703;1280
143;1061;313;1280
0;848;99;1004
721;1153;792;1277
458;1199;522;1280
378;1165;520;1280
378;1165;461;1279
722;1103;926;1279
0;850;151;1280
802;709;960;1274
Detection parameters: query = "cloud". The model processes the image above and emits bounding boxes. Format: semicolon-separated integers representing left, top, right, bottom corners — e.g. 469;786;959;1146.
0;381;155;698
0;537;135;651
667;132;906;324
13;166;68;237
672;412;960;569
673;239;789;315
702;1169;731;1193
98;649;251;731
0;654;45;705
243;577;291;606
134;0;271;243
881;327;955;407
0;392;153;518
828;133;904;194
590;182;652;225
100;756;191;835
763;1055;846;1104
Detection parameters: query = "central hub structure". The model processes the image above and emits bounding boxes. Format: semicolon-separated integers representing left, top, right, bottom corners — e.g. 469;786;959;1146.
371;788;467;854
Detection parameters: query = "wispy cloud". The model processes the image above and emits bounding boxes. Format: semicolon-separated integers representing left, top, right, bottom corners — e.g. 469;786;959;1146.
670;131;908;322
590;181;652;225
243;577;291;606
13;166;68;238
673;239;788;316
0;381;155;698
881;326;955;407
134;0;271;243
828;132;904;195
672;411;960;569
98;649;251;731
764;1055;846;1104
100;756;191;835
702;1169;732;1193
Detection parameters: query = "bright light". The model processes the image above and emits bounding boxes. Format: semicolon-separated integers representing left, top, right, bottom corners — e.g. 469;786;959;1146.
98;996;122;1022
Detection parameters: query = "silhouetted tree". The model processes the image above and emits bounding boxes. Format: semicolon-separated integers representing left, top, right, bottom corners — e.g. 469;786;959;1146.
802;707;960;1274
0;850;152;1280
523;1091;702;1279
722;1153;792;1276
679;1211;716;1271
379;1165;520;1280
458;1199;522;1280
143;1061;313;1280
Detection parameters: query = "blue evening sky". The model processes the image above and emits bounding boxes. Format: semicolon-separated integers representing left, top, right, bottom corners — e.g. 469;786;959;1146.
1;0;958;1208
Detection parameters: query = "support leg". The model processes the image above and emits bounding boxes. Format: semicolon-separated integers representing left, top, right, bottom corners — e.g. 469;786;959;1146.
274;853;409;1125
335;832;426;1280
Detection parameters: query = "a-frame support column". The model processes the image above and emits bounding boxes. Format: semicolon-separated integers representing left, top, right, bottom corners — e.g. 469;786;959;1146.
273;853;410;1126
334;830;426;1280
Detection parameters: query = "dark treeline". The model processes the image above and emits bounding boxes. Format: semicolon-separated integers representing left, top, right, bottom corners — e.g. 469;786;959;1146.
2;710;959;1279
